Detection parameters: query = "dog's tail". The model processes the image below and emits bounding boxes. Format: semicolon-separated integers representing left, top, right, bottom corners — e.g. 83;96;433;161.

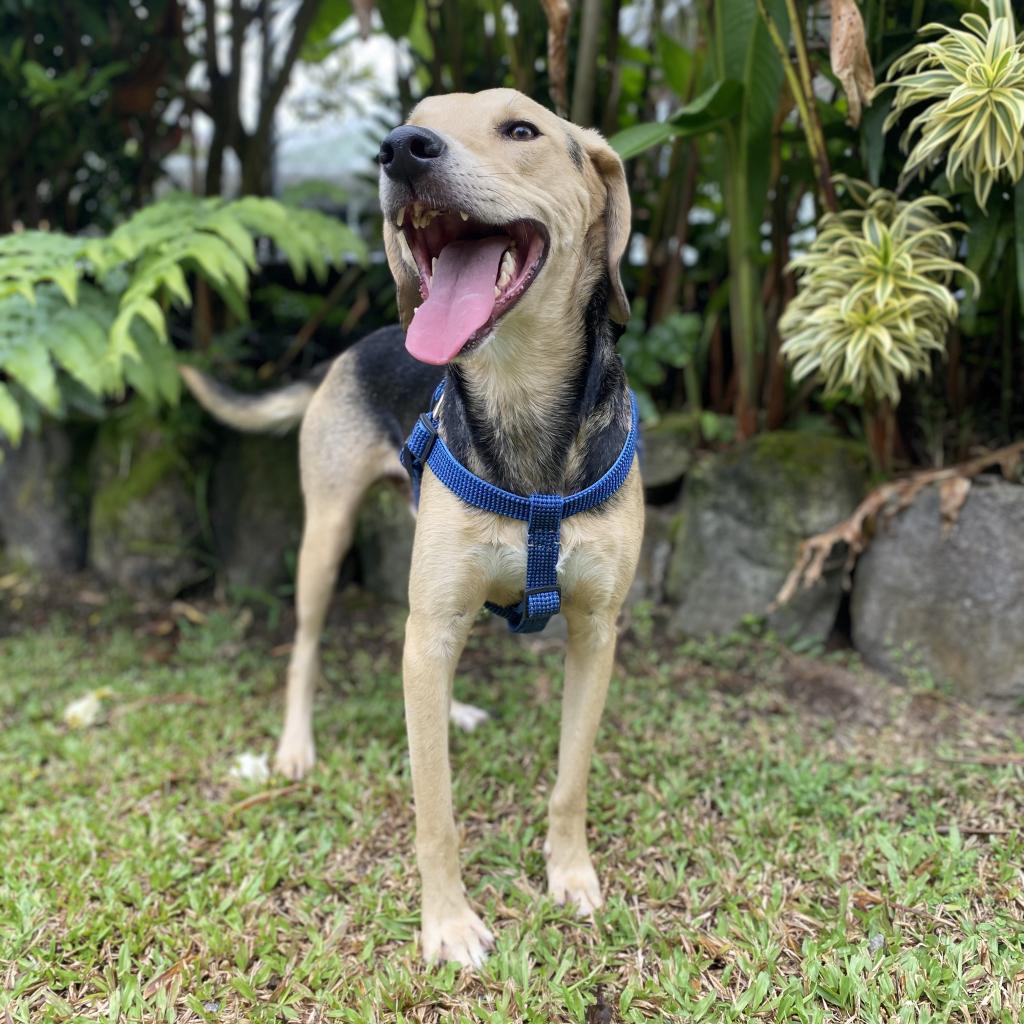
178;365;317;434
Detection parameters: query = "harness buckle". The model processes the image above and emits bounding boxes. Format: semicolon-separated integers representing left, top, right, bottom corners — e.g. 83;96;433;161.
401;412;439;482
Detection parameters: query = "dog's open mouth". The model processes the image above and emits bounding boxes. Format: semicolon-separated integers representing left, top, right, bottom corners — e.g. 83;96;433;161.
397;203;548;365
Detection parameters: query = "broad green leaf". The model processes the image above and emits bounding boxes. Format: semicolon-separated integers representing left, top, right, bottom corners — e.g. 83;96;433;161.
657;32;693;97
378;0;416;39
610;81;744;159
5;338;60;411
609;122;679;160
0;382;23;445
671;78;744;132
302;0;353;61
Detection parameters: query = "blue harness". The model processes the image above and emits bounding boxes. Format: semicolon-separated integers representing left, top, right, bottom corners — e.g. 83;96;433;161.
400;379;640;634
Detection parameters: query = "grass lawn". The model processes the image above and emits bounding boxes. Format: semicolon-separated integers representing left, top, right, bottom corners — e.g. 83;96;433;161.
1;578;1023;1023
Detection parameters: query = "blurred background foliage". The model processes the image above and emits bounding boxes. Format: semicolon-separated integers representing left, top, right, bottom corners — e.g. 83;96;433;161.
0;0;1022;473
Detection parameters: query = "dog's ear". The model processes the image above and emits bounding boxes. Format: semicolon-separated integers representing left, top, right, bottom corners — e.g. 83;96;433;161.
383;222;422;329
580;129;632;325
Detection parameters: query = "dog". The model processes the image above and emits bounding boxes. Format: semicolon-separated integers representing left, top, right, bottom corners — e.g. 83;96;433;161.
182;89;643;966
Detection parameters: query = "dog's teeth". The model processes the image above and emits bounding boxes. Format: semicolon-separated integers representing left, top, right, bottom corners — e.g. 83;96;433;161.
396;207;405;227
494;285;501;297
460;211;469;221
495;248;515;292
431;256;437;277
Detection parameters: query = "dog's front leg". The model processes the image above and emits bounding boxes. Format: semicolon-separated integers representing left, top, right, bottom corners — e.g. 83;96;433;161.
545;607;619;914
404;606;494;966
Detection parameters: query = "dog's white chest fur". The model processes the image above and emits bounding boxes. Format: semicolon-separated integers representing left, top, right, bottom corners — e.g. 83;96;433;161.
476;514;625;613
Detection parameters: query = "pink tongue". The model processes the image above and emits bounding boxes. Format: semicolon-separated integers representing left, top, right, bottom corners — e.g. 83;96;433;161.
405;236;511;365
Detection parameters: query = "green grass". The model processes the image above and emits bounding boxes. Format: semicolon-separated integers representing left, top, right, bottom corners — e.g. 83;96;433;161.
1;586;1022;1023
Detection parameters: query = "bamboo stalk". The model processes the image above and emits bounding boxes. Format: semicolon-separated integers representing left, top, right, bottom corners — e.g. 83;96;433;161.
756;0;838;213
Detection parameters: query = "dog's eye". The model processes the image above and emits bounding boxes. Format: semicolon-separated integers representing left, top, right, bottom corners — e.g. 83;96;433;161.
503;121;540;142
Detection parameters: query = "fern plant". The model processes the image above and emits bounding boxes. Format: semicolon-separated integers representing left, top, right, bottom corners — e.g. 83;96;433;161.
881;0;1024;210
780;179;977;405
0;194;365;445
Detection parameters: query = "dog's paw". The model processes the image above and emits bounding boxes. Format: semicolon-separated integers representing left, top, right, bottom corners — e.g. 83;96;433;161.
547;857;603;916
421;904;494;967
449;700;489;733
274;733;315;780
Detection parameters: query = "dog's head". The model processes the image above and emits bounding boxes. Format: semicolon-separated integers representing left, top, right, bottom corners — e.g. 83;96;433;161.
378;88;630;365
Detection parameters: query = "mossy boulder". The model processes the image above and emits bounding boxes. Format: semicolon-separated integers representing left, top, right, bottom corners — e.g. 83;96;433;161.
0;421;85;571
355;479;415;605
664;431;870;640
88;415;205;598
851;480;1024;705
640;412;696;493
210;433;303;592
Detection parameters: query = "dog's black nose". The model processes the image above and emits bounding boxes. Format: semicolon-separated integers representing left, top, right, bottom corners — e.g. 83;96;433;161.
378;126;447;185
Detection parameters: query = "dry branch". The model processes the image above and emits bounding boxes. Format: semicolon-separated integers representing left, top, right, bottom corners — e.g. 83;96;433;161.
771;440;1024;610
227;783;306;817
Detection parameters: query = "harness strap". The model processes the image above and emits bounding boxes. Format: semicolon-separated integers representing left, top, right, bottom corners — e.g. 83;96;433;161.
484;493;563;633
401;380;639;634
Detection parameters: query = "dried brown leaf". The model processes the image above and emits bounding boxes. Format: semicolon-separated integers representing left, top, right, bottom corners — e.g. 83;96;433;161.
143;956;190;999
540;0;571;116
170;599;206;625
830;0;874;126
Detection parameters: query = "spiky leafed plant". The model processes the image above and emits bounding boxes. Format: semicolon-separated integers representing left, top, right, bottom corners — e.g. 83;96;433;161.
882;0;1024;210
780;179;977;406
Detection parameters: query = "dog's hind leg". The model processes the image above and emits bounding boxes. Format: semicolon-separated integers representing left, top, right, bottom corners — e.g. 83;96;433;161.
275;359;403;778
275;493;360;780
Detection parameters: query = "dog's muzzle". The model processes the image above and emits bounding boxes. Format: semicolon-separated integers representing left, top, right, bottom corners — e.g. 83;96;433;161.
378;126;447;187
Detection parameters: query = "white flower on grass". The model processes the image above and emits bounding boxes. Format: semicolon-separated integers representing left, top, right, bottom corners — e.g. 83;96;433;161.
228;751;270;783
62;688;115;729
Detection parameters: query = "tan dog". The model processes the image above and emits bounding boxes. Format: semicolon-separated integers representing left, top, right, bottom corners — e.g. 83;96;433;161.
181;88;643;967
378;90;643;965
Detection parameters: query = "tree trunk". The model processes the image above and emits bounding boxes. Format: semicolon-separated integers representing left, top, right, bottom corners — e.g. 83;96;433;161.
570;0;602;126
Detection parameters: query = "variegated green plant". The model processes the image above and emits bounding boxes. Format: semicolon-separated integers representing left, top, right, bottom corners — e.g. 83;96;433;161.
881;0;1024;210
780;180;977;405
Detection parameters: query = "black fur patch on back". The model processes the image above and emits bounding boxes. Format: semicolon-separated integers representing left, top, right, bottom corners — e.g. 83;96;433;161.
349;325;444;447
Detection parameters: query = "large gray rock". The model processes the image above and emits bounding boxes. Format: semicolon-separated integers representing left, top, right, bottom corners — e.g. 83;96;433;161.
0;421;84;571
355;479;415;605
210;433;303;592
851;480;1024;703
88;420;205;598
665;431;869;639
